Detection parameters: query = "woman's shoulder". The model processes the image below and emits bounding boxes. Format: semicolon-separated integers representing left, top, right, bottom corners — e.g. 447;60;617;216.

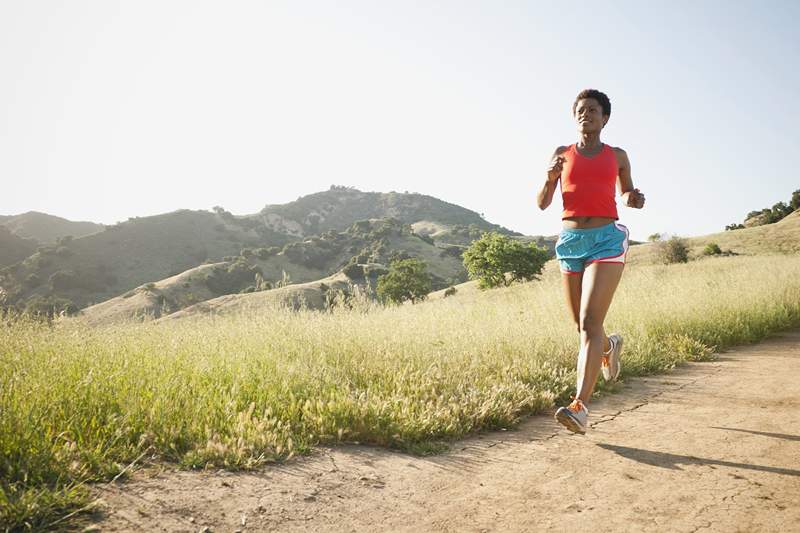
553;144;572;155
609;145;627;156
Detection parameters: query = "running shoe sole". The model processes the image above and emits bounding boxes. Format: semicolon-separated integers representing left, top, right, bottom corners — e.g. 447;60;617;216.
554;408;586;434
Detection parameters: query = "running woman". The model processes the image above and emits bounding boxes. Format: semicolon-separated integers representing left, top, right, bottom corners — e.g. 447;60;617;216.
536;89;645;434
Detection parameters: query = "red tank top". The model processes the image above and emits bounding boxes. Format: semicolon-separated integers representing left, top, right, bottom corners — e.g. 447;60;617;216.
560;143;619;220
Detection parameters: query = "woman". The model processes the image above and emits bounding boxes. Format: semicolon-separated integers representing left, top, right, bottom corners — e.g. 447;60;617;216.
536;89;645;434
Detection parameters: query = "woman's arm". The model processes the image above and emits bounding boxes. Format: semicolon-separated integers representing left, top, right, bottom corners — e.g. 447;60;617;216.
614;147;645;209
537;146;568;210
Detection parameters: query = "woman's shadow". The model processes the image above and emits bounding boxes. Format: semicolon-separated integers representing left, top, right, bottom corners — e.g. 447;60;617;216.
597;426;800;477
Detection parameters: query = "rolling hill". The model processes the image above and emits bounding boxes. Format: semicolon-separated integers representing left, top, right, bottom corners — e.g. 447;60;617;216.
1;211;104;244
627;209;800;264
0;209;295;311
0;226;38;268
77;217;465;324
2;188;532;316
255;185;521;240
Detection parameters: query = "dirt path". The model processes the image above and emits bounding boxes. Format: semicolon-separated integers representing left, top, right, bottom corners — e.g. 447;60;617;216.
91;331;800;532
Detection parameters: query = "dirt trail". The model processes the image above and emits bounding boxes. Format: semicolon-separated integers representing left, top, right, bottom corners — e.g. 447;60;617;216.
92;331;800;532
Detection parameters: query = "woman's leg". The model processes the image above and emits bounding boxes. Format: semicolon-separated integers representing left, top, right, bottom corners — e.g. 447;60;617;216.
576;262;625;403
561;272;583;332
562;272;587;390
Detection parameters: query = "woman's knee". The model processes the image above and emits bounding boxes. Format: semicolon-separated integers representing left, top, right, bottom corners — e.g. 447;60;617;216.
579;315;604;337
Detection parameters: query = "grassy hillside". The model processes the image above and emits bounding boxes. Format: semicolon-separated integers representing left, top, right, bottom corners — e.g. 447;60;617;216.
628;209;800;265
160;270;378;321
79;218;466;324
1;211;104;244
256;186;521;238
0;226;38;268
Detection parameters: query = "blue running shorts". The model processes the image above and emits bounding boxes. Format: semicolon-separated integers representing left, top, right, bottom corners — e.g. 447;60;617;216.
555;222;630;275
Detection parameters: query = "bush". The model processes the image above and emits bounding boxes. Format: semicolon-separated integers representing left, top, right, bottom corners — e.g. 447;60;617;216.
48;270;79;291
657;237;689;264
647;233;662;242
462;232;549;289
23;295;77;318
343;263;364;280
439;245;465;259
376;258;431;304
703;243;722;256
24;273;41;288
444;286;457;298
415;232;435;245
55;246;73;258
254;247;278;260
204;262;262;295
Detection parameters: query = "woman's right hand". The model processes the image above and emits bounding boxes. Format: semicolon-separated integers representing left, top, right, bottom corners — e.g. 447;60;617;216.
547;155;566;182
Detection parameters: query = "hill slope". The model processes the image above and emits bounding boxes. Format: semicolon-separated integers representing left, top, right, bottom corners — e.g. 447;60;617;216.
627;209;800;264
255;186;521;239
0;226;38;268
78;218;464;324
1;211;104;244
0;209;295;311
2;189;548;316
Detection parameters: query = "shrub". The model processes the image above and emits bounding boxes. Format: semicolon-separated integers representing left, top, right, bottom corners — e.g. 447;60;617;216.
23;295;77;318
657;237;689;264
204;262;263;295
444;286;457;297
343;263;364;280
48;270;79;291
462;232;549;289
703;243;722;256
439;245;465;259
415;232;435;245
647;233;662;242
376;258;431;304
254;247;275;260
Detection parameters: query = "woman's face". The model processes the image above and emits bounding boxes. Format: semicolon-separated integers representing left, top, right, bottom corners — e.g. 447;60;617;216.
574;98;608;134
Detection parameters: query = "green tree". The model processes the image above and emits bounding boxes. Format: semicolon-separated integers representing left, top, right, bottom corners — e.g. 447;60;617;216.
376;258;431;304
790;189;800;211
647;233;662;242
462;232;549;289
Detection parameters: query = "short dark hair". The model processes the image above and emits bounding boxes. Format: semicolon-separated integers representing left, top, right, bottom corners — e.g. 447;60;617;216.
573;89;611;117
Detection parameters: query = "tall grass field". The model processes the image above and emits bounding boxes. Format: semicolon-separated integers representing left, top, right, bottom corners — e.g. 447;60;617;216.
2;254;800;530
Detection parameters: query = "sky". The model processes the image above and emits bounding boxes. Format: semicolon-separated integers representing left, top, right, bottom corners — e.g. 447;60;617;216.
1;1;798;241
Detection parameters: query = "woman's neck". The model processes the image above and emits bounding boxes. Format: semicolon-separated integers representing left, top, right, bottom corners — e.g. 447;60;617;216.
577;133;602;150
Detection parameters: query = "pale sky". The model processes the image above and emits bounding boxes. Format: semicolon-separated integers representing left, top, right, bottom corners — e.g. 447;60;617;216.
2;1;798;240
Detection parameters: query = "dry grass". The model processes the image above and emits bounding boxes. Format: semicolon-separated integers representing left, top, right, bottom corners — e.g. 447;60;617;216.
2;254;800;530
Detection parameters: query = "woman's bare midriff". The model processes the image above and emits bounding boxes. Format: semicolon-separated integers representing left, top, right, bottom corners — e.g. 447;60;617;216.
562;216;616;229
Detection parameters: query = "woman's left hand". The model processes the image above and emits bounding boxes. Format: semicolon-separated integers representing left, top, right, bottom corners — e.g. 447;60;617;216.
622;188;645;208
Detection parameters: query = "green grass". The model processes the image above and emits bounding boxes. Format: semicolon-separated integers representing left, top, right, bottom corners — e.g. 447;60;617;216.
2;254;800;530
